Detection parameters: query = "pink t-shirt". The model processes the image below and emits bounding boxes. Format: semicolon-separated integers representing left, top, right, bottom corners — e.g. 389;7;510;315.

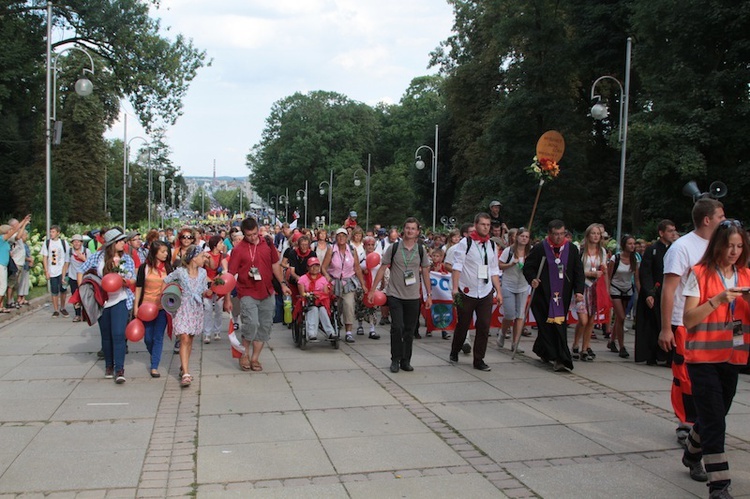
298;273;331;294
328;245;355;279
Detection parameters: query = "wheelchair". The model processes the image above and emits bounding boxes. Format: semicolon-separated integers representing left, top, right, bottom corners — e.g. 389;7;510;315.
292;293;340;350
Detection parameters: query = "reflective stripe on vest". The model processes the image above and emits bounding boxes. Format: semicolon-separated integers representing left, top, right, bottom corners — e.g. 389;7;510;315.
685;264;750;365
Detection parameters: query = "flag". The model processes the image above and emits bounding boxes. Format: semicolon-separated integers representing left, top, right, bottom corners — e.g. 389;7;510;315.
289;219;298;230
228;320;245;358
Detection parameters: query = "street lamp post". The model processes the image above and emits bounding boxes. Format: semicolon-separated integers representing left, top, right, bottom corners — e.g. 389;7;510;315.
158;176;174;227
590;37;632;246
353;154;371;231
124;135;148;229
278;195;288;224
45;0;95;240
414;125;439;232
318;170;333;227
270;196;277;225
296;181;308;228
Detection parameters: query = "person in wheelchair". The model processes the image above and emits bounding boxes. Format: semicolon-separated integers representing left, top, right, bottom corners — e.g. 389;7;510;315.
296;257;336;341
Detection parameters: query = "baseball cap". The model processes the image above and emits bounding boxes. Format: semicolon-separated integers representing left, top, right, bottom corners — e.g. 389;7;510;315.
350;211;357;217
307;257;321;267
335;228;348;236
489;200;502;208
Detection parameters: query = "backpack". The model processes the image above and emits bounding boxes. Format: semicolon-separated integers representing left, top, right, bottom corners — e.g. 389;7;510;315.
503;247;514;264
464;237;496;256
46;238;68;256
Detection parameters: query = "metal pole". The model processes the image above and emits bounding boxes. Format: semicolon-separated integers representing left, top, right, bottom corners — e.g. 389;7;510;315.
328;170;333;227
366;154;371;231
45;1;52;241
122;114;128;228
433;124;438;233
305;180;308;228
616;37;632;247
286;187;289;222
147;151;152;228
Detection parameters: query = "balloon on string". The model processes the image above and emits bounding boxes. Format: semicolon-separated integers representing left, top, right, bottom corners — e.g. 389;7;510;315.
211;273;236;295
366;252;381;269
125;318;145;342
137;301;159;322
364;290;387;308
101;273;123;293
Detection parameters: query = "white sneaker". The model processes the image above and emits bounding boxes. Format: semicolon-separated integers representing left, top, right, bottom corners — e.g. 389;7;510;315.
213;333;221;341
204;336;211;344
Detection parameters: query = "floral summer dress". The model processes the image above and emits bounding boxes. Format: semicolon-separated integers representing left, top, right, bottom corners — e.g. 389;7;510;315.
164;267;207;336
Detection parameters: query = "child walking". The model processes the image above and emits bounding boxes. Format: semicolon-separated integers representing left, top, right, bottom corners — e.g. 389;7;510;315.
429;248;451;340
163;245;208;387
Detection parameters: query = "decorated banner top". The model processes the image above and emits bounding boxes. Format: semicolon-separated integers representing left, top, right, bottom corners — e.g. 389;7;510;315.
528;130;565;181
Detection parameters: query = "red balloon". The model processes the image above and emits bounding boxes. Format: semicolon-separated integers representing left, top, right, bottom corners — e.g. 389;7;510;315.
137;301;159;322
211;273;236;295
364;290;387;308
365;252;381;269
125;318;145;342
101;273;123;293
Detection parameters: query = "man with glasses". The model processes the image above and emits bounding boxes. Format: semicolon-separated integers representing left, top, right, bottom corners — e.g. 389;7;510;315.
524;219;585;372
658;198;725;471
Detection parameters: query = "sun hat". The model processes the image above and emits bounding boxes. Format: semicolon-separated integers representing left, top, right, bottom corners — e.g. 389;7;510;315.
70;234;84;242
102;229;127;247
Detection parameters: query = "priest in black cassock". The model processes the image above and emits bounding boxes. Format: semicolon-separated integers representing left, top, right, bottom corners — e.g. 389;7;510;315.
524;220;585;371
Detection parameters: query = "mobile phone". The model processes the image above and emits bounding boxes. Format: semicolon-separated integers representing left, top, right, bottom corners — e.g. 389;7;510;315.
740;287;750;294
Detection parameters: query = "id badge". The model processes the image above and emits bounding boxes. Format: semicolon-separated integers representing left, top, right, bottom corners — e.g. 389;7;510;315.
404;270;417;286
249;267;262;281
732;319;744;347
557;264;564;280
478;264;489;280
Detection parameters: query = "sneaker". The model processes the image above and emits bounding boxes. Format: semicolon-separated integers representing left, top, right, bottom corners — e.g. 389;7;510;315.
104;367;114;379
97;350;104;359
426;331;432;337
399;361;414;372
307;334;318;341
390;361;400;373
580;351;591;361
504;332;511;339
590;332;598;339
115;371;126;384
461;342;471;354
521;327;532;337
709;484;733;499
233;322;239;331
368;332;380;340
572;347;580;360
345;334;355;343
72;316;82;323
676;427;690;448
682;455;708;482
213;333;221;341
52;311;59;318
619;347;630;359
384;317;391;325
442;331;451;340
586;348;597;359
60;309;69;317
553;360;569;372
449;353;458;363
474;361;491;372
356;325;364;335
204;336;211;344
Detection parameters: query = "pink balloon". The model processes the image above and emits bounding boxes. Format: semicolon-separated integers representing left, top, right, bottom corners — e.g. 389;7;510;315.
101;273;123;293
137;301;159;322
365;252;381;269
125;318;145;342
211;273;236;295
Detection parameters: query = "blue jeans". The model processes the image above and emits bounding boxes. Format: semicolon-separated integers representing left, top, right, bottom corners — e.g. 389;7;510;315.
98;300;128;372
144;309;168;370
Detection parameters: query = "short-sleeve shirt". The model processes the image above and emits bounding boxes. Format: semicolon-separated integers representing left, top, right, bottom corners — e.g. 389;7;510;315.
381;242;429;300
452;237;501;299
228;237;279;300
41;239;68;277
663;231;709;326
499;247;527;293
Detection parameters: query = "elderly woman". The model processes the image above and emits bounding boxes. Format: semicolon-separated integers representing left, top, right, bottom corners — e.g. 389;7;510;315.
321;228;368;343
679;220;750;497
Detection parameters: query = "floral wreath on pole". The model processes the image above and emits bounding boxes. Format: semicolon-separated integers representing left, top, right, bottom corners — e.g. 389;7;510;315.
527;131;565;234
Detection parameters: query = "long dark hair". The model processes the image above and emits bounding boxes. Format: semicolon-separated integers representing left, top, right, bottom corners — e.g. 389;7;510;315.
146;240;174;274
697;220;750;277
103;241;124;275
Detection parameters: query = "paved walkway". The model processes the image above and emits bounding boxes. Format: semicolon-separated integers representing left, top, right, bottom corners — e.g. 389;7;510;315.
0;306;748;498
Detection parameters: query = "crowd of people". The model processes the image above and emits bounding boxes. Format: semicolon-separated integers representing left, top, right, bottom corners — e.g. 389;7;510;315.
1;197;747;498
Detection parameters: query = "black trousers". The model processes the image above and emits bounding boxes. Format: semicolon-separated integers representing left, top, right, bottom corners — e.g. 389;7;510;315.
451;292;493;366
388;296;420;363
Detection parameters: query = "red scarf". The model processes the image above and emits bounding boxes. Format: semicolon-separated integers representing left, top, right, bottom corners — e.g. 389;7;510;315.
154;261;167;277
296;247;311;258
470;232;490;244
545;236;565;250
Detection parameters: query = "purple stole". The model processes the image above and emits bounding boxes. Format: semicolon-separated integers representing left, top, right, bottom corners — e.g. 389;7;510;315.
543;239;569;324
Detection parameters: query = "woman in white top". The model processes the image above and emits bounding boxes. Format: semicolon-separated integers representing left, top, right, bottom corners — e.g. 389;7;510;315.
572;224;608;361
497;228;531;353
608;235;640;358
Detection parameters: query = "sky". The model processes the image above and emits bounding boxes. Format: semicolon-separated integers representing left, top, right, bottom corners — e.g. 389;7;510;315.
105;0;456;178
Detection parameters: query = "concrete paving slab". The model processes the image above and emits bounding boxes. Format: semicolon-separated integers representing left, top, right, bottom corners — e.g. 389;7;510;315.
487;373;597;399
523;393;657;424
0;355;28;378
200;372;289;395
573;362;671;392
306;405;430;439
275;352;361;372
0;337;51;356
2;354;95;380
515;460;698;499
197;440;334;482
346;473;506;498
0;425;42;474
569;417;678;453
0;399;65;422
198;482;348;498
20;420;153;452
200;387;301;415
727;412;750;441
405;380;512;404
426;400;556;430
294;385;399;410
463;425;611;463
0;379;78;421
320;433;466;474
624;390;674;413
381;365;479;385
51;392;162;421
285;370;376;391
199;412;317;445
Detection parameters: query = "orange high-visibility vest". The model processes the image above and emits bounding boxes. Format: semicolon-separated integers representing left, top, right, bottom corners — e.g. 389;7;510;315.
685;264;750;365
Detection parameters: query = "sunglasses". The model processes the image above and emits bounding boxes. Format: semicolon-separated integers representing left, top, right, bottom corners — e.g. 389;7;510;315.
181;235;195;240
719;219;743;229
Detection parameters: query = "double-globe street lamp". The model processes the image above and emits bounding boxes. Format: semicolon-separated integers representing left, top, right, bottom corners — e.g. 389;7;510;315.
296;181;308;228
46;1;95;239
158;175;175;227
590;37;632;247
353;154;371;231
414;125;439;232
318;169;333;227
124;136;150;229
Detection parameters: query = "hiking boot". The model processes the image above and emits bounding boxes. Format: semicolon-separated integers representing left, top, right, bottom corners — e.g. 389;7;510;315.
709;484;733;499
682;455;708;482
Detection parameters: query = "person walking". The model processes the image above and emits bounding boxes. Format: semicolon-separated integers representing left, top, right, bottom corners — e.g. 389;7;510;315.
523;220;585;372
498;227;531;354
41;225;70;317
370;218;432;372
66;234;91;322
449;213;503;372
607;235;640;358
571;224;608;361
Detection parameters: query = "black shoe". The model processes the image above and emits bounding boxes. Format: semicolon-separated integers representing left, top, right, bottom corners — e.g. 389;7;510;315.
369;331;380;340
608;341;619;353
400;361;414;372
414;331;422;339
586;348;597;359
379;317;387;326
442;331;451;340
682;455;708;482
389;361;400;373
474;362;491;372
356;326;364;335
619;347;630;358
97;350;104;359
461;342;471;354
449;353;458;363
572;347;580;360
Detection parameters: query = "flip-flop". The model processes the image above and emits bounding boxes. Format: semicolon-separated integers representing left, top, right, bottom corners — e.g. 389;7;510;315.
0;309;11;314
250;360;263;372
239;355;252;371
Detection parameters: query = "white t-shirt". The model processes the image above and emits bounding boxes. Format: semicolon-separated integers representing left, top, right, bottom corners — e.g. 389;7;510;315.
40;239;68;278
663;231;709;326
499;247;527;293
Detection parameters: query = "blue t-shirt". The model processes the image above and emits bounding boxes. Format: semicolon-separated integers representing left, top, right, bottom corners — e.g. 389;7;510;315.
0;238;10;266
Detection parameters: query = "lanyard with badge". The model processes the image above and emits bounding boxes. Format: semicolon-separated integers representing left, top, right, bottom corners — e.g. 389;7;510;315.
402;245;417;286
248;241;261;281
717;265;743;345
476;241;489;282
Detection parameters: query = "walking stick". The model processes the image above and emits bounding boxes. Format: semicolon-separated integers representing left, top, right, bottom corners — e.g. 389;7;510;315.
512;255;546;360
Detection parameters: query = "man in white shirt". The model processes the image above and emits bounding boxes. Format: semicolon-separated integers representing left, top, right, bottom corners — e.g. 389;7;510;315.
658;198;725;457
41;225;69;318
449;213;502;371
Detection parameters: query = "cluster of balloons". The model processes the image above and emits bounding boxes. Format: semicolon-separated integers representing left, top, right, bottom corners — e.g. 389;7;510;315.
364;252;387;307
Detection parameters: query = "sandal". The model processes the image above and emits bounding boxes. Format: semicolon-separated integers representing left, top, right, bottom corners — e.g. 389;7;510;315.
180;373;192;387
0;308;11;314
239;355;252;371
250;360;263;372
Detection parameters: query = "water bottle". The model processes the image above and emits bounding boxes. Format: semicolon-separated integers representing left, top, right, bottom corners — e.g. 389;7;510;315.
283;295;292;324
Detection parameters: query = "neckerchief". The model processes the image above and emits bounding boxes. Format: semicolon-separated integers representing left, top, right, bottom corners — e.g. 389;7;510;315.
296;247;311;258
469;232;490;243
543;238;569;324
